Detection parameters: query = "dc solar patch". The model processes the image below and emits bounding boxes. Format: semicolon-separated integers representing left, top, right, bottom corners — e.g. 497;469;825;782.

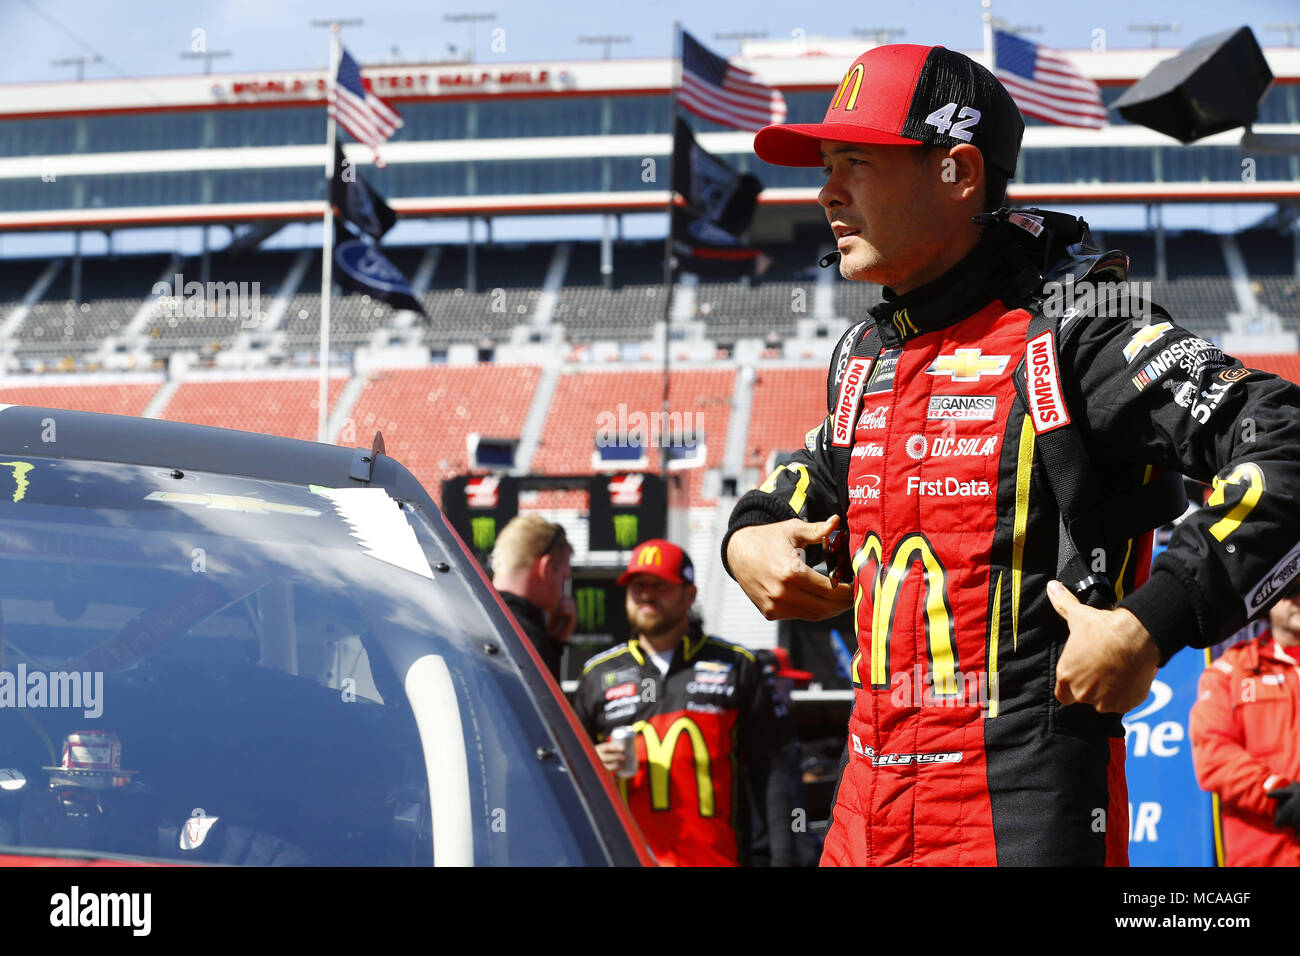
833;357;872;447
1026;330;1070;434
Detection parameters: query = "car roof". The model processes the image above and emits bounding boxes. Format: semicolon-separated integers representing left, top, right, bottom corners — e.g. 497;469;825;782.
0;403;398;492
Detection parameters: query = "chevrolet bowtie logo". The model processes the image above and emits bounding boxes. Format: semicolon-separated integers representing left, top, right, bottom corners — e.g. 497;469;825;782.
925;349;1010;382
1122;321;1173;362
145;491;322;517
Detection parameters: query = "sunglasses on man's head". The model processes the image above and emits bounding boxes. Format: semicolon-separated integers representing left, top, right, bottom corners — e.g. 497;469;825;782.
543;527;567;556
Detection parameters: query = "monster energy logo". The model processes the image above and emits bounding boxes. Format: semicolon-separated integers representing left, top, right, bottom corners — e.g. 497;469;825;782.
471;516;496;553
0;461;34;503
613;514;639;549
576;586;606;632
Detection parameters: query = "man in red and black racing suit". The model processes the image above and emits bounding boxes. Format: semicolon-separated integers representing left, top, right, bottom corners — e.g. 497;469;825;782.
722;43;1300;866
572;539;796;866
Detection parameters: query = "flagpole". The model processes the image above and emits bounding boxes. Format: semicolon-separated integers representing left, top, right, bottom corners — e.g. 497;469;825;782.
982;0;994;68
659;21;682;491
319;25;342;444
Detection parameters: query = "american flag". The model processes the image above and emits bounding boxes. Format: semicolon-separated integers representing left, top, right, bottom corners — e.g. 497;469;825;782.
331;48;403;164
678;30;787;133
993;31;1106;129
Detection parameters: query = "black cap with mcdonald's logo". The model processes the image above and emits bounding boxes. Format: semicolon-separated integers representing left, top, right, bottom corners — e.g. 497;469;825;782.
753;44;1024;178
617;538;695;588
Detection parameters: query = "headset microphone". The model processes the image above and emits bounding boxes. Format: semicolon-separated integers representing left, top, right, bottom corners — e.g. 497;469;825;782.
819;251;841;268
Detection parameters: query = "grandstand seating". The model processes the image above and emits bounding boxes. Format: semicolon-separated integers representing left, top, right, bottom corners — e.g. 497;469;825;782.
1110;232;1236;334
161;376;347;442
553;242;668;342
282;291;401;349
517;487;587;513
692;243;825;343
0;260;40;309
695;280;805;341
1238;232;1300;326
531;367;734;505
19;255;172;356
1236;352;1300;385
416;244;552;348
282;248;423;348
745;367;828;475
345;364;541;502
0;380;159;417
834;276;885;325
136;251;283;354
3;232;1294;360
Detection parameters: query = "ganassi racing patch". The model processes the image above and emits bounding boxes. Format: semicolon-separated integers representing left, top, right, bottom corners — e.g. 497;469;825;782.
927;395;996;421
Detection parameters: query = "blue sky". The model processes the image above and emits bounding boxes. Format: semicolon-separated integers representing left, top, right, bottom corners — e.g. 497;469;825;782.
3;0;1298;84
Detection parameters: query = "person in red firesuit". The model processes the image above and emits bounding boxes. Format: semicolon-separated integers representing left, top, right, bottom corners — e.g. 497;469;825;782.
1191;580;1300;866
723;42;1300;865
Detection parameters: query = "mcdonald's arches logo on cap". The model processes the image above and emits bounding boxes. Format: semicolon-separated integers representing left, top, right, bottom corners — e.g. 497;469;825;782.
637;545;662;567
831;63;865;111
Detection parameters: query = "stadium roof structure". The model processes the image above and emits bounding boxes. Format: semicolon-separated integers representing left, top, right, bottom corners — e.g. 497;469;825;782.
1;43;1299;232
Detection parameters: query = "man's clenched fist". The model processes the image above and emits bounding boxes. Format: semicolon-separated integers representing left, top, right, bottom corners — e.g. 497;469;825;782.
1048;579;1159;715
727;515;853;621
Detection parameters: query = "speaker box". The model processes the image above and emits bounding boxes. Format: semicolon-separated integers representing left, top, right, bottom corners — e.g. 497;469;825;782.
1112;27;1273;142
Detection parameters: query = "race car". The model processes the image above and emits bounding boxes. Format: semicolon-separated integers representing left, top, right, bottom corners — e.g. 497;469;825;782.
0;403;649;866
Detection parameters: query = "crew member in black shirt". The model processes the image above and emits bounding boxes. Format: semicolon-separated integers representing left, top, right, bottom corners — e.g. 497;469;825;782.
491;515;575;681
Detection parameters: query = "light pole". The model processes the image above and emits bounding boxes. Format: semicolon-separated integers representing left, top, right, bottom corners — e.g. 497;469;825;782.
1129;23;1180;49
180;49;233;75
50;55;100;81
444;12;497;63
714;30;767;53
851;28;906;46
578;34;632;60
1266;23;1300;47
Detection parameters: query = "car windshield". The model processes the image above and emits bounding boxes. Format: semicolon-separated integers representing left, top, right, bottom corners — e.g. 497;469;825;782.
0;455;601;865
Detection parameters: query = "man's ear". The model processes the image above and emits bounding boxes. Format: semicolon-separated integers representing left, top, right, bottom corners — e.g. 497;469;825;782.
942;143;984;205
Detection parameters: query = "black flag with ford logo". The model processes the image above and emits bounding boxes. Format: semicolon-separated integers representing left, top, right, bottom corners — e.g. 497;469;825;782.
670;117;767;278
332;223;425;316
